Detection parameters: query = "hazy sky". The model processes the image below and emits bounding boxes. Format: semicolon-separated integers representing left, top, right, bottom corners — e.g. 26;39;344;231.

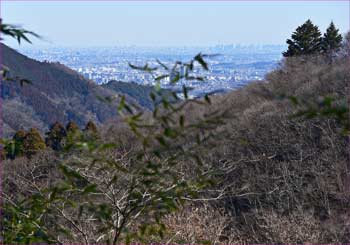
2;1;349;47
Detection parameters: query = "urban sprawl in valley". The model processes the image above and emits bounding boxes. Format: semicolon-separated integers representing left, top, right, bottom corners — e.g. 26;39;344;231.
19;44;285;96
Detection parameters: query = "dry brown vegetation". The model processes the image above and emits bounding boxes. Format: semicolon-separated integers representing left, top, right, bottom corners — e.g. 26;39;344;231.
3;40;350;243
107;45;349;243
157;50;350;243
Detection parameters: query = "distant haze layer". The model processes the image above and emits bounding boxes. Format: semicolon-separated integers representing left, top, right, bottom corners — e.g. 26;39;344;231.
2;1;349;47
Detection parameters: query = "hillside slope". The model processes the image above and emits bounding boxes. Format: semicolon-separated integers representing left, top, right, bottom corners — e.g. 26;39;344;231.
102;80;177;110
102;49;350;242
159;53;350;243
1;44;127;136
102;80;156;109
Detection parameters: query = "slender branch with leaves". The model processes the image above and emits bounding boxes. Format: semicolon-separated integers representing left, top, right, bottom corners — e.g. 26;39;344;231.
0;19;40;85
2;45;224;243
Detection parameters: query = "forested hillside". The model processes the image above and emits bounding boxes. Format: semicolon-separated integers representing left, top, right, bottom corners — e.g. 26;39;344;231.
102;80;176;110
98;32;350;243
1;44;135;136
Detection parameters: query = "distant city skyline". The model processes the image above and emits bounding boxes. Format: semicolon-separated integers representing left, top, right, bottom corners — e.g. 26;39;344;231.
2;1;349;48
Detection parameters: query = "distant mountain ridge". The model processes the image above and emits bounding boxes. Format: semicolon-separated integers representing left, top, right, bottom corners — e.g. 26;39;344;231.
102;80;155;109
1;44;132;137
102;80;179;110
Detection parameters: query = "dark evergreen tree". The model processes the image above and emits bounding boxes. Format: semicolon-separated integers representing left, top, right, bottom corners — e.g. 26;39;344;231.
83;120;99;140
283;19;322;57
4;129;28;160
84;121;98;134
23;128;46;158
12;129;27;158
0;145;7;160
45;122;67;151
65;121;81;145
4;139;16;160
322;21;343;52
66;121;80;133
